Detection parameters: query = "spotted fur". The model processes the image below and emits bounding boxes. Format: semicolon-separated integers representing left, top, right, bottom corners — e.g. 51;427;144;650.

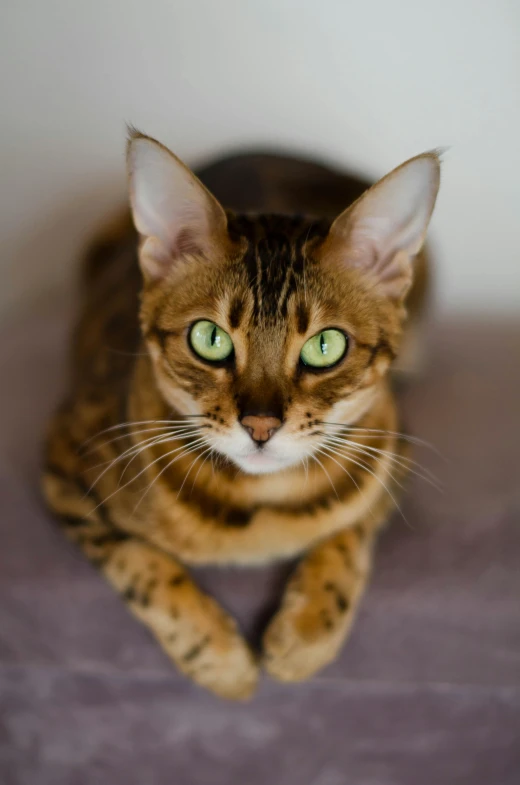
42;136;439;699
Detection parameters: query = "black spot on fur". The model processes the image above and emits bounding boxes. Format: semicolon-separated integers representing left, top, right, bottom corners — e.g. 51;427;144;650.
353;524;365;540
123;586;137;602
325;582;349;613
60;514;89;528
320;610;334;630
224;506;255;527
182;635;211;663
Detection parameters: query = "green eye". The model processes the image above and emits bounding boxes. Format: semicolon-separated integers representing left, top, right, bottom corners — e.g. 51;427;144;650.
300;329;347;369
189;320;234;363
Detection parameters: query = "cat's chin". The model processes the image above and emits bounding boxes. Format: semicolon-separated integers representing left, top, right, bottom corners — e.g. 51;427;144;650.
229;451;296;476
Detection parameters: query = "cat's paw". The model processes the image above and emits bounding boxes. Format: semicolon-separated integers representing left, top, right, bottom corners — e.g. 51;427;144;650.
193;633;259;700
262;598;346;682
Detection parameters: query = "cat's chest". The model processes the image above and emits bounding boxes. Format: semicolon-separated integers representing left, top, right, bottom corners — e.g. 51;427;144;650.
125;465;389;566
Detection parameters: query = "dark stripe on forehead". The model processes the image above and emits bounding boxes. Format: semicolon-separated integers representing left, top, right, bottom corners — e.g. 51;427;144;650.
228;295;245;329
227;212;330;323
295;301;310;334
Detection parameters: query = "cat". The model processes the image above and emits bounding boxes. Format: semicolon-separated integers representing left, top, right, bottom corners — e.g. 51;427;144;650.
42;129;440;700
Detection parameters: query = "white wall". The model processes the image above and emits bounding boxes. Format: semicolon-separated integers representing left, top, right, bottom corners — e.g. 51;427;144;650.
1;0;519;320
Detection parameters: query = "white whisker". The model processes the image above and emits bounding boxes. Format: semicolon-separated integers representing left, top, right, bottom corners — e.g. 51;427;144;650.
311;455;340;500
320;422;443;457
323;435;442;491
317;443;410;527
190;447;215;494
320;442;407;495
81;417;205;448
90;437;208;513
177;446;215;500
86;429;202;483
86;425;205;456
117;431;204;485
132;440;210;512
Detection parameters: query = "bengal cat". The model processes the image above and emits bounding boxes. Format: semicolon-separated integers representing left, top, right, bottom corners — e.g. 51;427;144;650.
42;130;440;699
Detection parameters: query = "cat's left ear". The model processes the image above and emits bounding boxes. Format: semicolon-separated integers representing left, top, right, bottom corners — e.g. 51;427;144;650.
324;152;441;301
126;129;228;281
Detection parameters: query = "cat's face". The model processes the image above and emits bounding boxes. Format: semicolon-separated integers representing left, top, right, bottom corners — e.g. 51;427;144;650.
128;132;440;475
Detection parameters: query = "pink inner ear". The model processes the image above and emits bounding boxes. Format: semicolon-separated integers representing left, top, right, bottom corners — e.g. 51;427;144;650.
176;227;203;256
128;135;228;278
328;153;440;300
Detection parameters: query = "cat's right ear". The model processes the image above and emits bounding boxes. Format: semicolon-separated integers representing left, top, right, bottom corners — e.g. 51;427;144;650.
126;129;228;281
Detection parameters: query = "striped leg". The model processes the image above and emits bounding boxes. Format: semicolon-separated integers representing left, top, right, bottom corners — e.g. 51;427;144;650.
103;539;259;700
263;523;375;682
42;472;258;701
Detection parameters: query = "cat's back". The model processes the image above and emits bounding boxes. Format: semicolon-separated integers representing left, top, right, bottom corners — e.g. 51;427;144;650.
197;149;370;218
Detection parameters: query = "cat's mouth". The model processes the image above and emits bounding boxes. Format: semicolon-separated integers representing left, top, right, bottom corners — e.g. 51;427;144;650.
229;444;291;475
211;425;309;475
240;449;285;471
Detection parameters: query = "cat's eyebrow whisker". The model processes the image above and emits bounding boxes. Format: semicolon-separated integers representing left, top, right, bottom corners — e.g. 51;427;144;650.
323;435;442;491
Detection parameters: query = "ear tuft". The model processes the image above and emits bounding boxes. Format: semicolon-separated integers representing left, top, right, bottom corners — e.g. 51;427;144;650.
327;151;441;301
126;131;228;281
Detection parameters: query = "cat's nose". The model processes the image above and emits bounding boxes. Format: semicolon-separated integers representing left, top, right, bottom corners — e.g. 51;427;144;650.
240;414;282;444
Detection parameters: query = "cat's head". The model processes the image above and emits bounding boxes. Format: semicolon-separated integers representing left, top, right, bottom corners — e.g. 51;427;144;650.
127;131;440;475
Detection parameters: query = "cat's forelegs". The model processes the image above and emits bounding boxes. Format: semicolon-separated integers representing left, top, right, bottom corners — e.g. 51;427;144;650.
263;523;375;682
103;538;259;700
43;472;258;700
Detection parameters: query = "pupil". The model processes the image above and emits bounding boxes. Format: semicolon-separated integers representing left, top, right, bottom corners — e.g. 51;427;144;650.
320;333;327;355
211;326;217;346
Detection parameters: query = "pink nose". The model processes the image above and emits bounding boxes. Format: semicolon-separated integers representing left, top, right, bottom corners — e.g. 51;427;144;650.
240;415;282;443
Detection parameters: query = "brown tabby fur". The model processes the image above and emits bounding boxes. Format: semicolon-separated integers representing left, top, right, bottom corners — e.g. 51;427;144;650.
42;139;436;699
